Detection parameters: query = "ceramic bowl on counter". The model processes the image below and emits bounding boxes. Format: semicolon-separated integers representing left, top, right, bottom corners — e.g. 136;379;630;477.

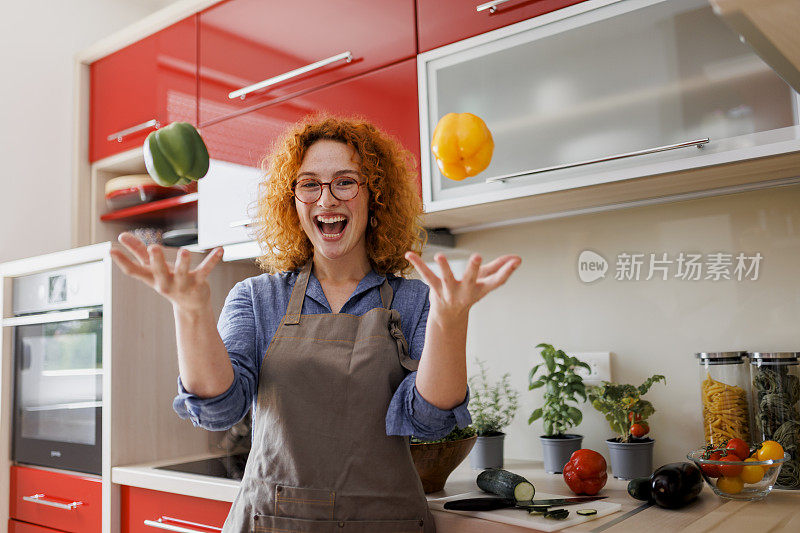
687;448;789;501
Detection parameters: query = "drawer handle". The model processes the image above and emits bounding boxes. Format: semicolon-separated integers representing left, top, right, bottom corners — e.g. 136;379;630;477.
228;51;353;100
484;138;710;183
144;516;223;533
229;218;254;228
476;0;515;13
23;494;84;510
106;119;160;142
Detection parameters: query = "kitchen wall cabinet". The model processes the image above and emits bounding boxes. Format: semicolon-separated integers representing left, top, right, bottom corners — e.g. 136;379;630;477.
8;520;64;533
416;0;586;53
198;58;421;251
120;485;231;533
419;0;800;231
197;0;416;125
9;465;102;533
89;16;197;163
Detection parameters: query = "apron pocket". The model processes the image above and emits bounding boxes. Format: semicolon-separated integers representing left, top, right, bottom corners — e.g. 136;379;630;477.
252;515;425;533
274;485;336;520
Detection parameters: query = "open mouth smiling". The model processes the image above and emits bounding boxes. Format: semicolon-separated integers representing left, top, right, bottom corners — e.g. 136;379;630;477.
315;214;349;239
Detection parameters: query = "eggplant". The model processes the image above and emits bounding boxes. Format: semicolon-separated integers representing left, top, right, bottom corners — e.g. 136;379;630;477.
627;477;652;502
649;462;703;509
477;468;535;502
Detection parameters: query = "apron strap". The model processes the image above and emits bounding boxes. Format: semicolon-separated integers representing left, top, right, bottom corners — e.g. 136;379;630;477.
388;309;419;372
283;261;313;325
379;278;394;309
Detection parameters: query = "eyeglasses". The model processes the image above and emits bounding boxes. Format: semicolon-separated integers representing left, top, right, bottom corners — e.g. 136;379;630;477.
293;176;365;203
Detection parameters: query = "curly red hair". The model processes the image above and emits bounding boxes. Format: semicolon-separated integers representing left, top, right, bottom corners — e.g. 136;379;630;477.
251;114;425;275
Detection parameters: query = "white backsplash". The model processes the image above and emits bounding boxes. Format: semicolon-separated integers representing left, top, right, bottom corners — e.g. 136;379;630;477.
451;184;800;468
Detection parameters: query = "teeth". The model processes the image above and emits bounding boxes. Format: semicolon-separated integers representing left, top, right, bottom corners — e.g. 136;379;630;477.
315;215;347;223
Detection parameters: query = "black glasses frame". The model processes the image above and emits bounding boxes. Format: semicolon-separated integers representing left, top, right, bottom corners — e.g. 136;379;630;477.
293;177;366;204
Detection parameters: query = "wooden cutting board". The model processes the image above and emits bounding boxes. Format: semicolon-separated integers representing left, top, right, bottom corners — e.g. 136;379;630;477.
428;491;622;532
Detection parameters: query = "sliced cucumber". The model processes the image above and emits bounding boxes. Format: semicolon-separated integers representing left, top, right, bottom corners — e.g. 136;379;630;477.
476;468;535;502
577;509;598;516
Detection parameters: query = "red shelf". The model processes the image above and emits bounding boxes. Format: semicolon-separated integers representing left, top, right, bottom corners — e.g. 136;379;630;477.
100;192;198;224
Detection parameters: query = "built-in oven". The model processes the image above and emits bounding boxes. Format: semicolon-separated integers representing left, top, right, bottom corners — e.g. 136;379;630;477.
4;261;104;475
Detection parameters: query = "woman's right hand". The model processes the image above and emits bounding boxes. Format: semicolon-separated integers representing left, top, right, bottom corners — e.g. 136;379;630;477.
109;232;224;312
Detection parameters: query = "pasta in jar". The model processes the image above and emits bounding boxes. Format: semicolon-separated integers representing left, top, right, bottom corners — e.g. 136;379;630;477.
696;352;751;446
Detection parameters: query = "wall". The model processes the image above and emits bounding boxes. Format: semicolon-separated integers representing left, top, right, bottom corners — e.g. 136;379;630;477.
457;184;800;468
0;0;177;263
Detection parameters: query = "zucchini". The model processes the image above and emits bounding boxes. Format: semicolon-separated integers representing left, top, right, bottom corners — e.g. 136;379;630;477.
477;468;535;502
545;509;570;520
627;477;653;502
577;509;597;516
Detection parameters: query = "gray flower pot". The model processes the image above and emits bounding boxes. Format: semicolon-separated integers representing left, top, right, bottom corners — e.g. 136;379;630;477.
606;438;655;480
540;434;583;474
469;434;505;469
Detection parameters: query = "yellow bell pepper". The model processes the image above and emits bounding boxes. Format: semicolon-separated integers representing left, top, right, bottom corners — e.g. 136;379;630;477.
430;113;494;181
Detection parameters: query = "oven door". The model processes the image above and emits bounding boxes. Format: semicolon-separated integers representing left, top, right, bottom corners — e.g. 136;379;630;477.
9;308;103;474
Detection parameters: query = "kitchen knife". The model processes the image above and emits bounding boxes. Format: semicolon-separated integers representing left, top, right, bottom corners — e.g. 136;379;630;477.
443;496;606;511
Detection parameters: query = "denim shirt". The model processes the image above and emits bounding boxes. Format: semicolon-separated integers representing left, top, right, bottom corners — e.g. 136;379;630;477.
172;268;472;440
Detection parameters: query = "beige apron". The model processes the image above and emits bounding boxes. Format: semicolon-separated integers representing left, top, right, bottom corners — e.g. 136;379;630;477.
223;262;435;532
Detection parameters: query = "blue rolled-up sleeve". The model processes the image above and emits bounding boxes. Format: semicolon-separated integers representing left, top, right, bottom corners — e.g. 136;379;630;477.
386;287;473;440
172;280;258;431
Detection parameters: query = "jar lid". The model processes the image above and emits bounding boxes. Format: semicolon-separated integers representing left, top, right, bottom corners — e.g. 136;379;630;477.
695;352;747;365
748;352;799;361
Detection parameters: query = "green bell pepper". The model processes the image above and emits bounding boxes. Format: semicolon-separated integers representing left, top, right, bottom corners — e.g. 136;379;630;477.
143;122;209;186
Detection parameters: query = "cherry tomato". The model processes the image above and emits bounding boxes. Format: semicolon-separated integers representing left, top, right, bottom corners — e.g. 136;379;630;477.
701;450;722;478
716;476;744;494
718;455;743;477
630;423;648;438
628;412;642;423
740;458;764;484
725;438;750;461
756;441;784;462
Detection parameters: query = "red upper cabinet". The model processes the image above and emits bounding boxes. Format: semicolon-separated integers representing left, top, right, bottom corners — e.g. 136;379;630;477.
90;16;197;162
416;0;586;52
197;0;416;125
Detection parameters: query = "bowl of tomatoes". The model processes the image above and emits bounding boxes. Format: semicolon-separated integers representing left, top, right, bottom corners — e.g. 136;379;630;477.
687;439;788;501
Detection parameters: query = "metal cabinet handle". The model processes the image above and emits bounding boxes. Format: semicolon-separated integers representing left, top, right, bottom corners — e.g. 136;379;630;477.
229;218;254;228
228;51;353;100
144;516;222;533
477;0;515;13
3;308;102;327
23;494;84;510
485;138;710;183
106;119;160;142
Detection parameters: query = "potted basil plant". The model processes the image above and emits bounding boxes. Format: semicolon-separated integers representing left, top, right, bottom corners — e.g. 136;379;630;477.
467;359;520;469
528;343;591;473
587;375;666;480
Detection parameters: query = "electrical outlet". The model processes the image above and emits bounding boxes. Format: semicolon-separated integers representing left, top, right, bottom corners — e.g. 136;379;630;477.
572;352;611;385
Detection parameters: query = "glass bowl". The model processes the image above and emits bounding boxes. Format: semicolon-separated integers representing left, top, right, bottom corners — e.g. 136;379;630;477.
687;448;789;501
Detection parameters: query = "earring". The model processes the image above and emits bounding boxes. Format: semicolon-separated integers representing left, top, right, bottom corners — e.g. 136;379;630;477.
370;215;378;227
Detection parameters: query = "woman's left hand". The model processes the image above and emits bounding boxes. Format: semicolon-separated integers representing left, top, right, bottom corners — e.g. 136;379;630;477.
405;251;521;325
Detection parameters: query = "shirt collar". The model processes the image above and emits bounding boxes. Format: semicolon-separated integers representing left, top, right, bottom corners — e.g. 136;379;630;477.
291;268;389;311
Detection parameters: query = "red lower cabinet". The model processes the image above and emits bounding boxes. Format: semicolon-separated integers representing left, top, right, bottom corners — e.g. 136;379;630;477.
121;486;231;533
8;520;65;533
10;466;102;533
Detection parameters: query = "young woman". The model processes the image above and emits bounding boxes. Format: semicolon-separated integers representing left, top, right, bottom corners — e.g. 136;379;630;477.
110;116;520;532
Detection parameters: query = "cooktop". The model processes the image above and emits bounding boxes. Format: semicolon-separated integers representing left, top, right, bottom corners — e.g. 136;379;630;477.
156;452;249;480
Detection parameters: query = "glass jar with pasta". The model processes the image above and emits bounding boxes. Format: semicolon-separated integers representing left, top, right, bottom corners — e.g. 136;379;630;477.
696;352;752;446
749;352;800;489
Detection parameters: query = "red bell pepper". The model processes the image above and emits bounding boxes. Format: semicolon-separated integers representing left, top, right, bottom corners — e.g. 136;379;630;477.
562;449;608;496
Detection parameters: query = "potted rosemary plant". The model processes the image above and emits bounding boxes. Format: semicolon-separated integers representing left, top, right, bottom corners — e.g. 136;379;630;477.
467;359;520;469
528;343;591;473
587;374;666;479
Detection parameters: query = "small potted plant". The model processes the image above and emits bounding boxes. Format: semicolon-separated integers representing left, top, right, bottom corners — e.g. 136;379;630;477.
587;375;666;480
528;343;591;473
467;359;520;469
410;426;477;493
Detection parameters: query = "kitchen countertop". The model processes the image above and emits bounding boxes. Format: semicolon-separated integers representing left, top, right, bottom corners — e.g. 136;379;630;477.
112;457;800;532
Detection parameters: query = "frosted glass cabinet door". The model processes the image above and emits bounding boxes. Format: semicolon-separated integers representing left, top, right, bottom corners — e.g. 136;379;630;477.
420;0;799;211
